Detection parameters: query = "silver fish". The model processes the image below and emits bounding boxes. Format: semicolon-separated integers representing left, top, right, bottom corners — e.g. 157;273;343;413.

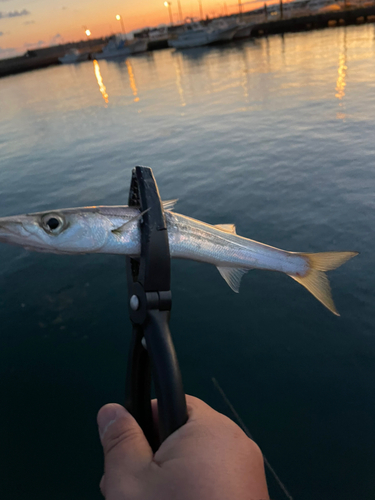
0;200;357;315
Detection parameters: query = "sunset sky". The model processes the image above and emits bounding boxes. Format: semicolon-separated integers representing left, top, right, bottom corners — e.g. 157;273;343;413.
0;0;265;59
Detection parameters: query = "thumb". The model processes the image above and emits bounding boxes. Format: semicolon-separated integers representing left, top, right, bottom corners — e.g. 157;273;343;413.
97;404;153;497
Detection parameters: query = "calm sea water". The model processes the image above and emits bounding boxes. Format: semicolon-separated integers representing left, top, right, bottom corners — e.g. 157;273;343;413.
0;24;375;500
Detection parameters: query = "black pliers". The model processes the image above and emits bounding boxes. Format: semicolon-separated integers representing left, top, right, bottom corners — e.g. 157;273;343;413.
125;166;188;451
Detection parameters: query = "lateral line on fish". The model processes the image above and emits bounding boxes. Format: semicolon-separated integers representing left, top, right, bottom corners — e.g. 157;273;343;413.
191;224;285;260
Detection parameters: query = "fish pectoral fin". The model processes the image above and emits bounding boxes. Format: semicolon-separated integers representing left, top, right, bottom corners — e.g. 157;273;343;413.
162;199;178;211
214;224;237;234
217;266;248;293
111;208;150;235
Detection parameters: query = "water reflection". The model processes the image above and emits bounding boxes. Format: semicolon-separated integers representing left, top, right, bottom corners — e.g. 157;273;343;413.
335;53;347;99
173;55;186;108
85;26;373;121
240;49;250;103
93;60;109;104
125;60;139;102
335;30;347;120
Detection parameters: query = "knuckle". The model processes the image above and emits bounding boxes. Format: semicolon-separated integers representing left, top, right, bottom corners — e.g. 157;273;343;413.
246;437;264;459
242;437;266;468
217;415;265;459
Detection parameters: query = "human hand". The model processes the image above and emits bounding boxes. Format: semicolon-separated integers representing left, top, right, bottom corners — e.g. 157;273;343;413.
97;395;269;500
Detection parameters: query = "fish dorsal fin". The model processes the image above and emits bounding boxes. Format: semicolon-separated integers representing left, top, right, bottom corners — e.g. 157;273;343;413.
217;266;248;293
214;224;237;234
162;199;178;211
111;208;150;235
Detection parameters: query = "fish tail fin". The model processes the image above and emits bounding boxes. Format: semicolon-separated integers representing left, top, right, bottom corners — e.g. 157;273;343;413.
289;251;358;316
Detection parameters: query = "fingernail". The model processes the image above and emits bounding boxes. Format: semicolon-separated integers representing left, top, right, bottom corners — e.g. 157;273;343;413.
97;404;126;441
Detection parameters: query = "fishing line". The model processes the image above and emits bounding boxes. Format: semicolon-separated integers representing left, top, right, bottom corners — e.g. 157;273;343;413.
211;377;294;500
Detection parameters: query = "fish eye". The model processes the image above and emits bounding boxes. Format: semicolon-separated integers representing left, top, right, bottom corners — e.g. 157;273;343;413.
47;217;60;230
42;214;64;233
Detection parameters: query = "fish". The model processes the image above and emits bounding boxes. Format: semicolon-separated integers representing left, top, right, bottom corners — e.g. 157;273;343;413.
0;199;357;315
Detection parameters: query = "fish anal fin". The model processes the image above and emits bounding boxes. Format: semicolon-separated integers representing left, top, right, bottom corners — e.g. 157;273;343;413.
214;224;237;234
217;266;248;293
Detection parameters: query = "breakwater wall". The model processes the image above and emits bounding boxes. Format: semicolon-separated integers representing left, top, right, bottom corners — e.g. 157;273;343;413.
0;38;108;79
251;4;375;35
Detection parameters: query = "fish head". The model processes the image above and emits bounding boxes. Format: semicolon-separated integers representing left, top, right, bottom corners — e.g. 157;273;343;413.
0;209;111;254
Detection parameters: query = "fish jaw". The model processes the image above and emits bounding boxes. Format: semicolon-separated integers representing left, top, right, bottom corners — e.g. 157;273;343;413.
0;215;47;252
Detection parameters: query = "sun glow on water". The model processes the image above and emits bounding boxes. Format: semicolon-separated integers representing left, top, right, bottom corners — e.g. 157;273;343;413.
93;59;109;103
126;59;139;102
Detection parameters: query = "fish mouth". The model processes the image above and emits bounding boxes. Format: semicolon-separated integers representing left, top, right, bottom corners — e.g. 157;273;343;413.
0;218;68;254
0;221;45;253
0;220;36;248
0;221;23;236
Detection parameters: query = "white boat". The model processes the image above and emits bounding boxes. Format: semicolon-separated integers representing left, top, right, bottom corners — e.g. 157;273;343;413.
93;37;148;60
148;26;170;42
58;49;89;64
149;27;170;49
138;26;170;50
168;20;238;49
233;21;255;39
